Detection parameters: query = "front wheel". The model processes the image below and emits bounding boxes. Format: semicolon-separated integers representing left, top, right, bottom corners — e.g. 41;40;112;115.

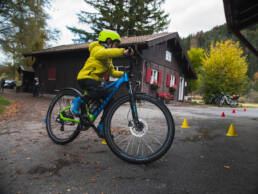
104;93;175;164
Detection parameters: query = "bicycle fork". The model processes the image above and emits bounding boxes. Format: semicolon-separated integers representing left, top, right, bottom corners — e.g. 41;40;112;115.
128;81;142;130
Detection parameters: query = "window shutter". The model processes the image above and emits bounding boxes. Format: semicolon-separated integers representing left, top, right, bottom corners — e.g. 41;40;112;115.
48;67;56;80
146;68;152;83
166;74;171;86
175;76;179;86
158;71;162;85
104;73;109;81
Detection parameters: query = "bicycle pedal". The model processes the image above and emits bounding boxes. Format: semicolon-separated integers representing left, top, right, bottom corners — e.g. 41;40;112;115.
101;139;107;144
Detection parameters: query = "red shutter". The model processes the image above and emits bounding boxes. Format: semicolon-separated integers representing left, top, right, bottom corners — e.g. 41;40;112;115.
104;73;109;81
175;76;179;86
158;71;162;85
146;68;152;83
166;74;171;86
48;68;56;80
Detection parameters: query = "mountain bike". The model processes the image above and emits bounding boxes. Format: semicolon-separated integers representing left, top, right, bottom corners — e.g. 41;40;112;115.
45;58;175;164
218;92;239;107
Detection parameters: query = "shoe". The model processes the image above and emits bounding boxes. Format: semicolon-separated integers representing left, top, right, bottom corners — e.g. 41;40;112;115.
71;97;84;115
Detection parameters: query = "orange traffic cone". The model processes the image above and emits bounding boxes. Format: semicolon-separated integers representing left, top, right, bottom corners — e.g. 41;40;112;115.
232;109;236;114
181;118;189;128
226;124;238;136
221;112;226;118
243;108;247;112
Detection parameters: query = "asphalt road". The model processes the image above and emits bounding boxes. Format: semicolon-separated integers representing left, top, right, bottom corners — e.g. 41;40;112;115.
0;92;258;194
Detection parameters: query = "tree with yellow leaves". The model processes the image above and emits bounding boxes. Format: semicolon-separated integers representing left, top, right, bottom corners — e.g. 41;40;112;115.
253;72;258;91
200;40;248;103
187;47;204;93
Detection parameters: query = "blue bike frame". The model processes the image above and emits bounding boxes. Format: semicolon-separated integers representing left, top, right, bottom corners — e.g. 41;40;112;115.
89;72;129;122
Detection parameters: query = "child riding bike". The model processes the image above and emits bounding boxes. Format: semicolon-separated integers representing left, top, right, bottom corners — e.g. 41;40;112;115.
71;29;134;138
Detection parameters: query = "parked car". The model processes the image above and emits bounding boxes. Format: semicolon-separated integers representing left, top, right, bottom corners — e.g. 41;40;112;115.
4;80;16;89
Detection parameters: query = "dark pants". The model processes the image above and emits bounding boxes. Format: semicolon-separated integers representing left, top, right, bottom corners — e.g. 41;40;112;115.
78;78;109;100
78;79;112;123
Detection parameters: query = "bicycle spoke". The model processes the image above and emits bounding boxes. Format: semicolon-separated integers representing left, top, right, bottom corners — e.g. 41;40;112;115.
141;137;154;154
148;134;163;146
125;135;133;153
105;93;174;163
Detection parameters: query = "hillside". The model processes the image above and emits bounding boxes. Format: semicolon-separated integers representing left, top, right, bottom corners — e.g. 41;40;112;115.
182;24;258;78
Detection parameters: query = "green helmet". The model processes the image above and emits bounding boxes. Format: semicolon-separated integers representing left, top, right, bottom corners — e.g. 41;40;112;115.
98;29;121;43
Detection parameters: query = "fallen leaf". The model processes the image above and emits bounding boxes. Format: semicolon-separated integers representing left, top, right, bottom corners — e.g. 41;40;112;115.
15;169;24;175
33;175;40;179
224;165;230;169
26;157;31;160
89;178;97;183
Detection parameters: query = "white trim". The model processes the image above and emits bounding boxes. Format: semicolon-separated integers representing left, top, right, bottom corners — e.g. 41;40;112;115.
178;76;184;101
166;50;172;62
170;74;175;87
150;69;158;84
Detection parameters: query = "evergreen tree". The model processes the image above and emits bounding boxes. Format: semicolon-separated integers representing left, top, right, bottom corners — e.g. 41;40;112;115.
0;0;58;69
67;0;170;42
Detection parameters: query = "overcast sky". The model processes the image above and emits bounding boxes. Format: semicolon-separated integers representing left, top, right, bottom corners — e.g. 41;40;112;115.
46;0;226;46
0;0;226;63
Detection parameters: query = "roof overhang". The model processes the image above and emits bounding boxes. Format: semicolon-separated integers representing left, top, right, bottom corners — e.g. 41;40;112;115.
223;0;258;57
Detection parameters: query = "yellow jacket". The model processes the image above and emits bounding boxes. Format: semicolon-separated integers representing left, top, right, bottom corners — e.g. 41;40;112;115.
77;41;125;81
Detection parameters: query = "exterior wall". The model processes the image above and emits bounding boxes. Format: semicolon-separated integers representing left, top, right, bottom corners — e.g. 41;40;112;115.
36;51;88;93
140;41;185;100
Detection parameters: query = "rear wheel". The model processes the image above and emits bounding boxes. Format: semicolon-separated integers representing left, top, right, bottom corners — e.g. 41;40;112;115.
46;89;81;145
104;93;175;164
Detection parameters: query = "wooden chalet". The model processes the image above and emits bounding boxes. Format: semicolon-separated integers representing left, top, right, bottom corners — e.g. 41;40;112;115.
24;32;196;101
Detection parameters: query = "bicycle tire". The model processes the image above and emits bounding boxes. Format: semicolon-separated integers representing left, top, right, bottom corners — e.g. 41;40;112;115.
46;88;81;145
104;93;175;164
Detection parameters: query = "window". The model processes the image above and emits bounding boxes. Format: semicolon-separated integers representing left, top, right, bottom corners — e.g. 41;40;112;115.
48;67;56;80
170;74;175;86
166;50;172;62
150;69;158;84
109;66;123;81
